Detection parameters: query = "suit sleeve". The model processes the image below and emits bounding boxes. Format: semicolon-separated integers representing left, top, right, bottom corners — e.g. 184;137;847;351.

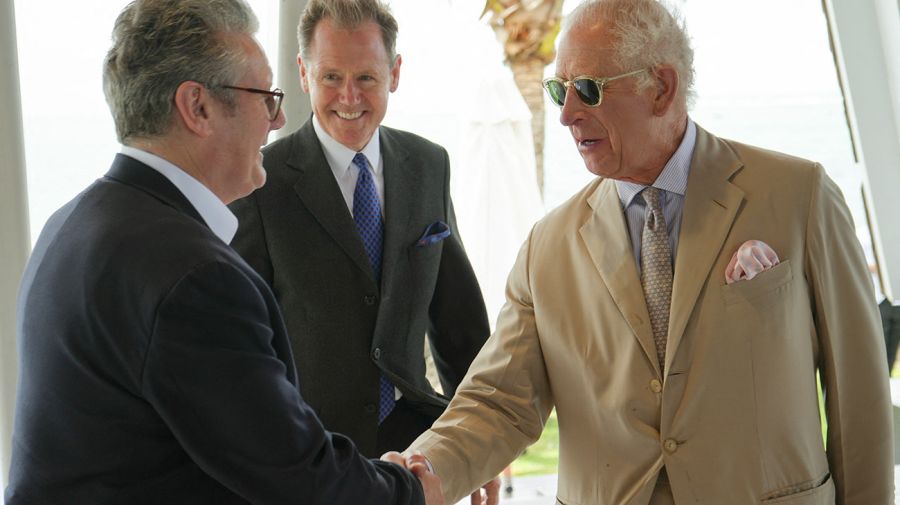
427;148;491;397
229;192;275;285
141;260;424;505
412;231;554;504
804;165;893;504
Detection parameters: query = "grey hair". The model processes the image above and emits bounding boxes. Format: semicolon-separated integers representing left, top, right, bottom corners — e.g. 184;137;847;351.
298;0;398;65
563;0;695;106
103;0;259;143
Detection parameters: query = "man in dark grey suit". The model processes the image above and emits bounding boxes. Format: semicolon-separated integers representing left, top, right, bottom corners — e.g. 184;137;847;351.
5;0;443;503
230;0;490;457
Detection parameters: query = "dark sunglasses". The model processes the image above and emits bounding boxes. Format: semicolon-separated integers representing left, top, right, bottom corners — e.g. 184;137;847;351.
220;85;285;120
542;69;647;107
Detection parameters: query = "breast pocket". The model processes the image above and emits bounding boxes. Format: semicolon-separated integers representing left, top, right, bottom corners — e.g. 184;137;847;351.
721;259;793;308
408;240;443;296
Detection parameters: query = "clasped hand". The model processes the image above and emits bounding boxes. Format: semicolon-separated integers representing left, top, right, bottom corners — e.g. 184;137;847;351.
381;451;500;505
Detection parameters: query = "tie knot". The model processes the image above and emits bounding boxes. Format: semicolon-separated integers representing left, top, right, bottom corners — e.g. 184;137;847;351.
352;153;369;171
643;186;662;211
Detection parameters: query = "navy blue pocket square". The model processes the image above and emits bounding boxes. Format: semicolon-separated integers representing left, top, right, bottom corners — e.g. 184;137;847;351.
416;221;451;247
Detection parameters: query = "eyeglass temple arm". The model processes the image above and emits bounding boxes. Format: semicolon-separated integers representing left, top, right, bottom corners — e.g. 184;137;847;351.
602;68;649;84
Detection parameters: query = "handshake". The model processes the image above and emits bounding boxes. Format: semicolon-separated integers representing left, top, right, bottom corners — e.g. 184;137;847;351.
380;451;500;505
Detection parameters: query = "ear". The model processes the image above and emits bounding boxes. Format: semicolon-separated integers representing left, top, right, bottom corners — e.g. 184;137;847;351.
650;65;679;116
172;81;213;137
297;54;311;94
389;54;402;93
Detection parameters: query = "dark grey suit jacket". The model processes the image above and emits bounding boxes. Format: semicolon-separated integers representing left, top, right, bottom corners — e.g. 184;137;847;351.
230;119;490;456
5;154;424;505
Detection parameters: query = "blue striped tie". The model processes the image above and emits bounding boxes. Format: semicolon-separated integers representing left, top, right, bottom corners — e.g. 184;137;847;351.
352;153;395;423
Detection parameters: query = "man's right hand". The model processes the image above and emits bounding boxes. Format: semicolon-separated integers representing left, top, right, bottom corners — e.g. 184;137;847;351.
469;476;500;505
382;451;445;505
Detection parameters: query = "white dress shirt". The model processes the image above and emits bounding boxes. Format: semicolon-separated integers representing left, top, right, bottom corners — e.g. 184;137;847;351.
119;145;238;245
312;115;384;214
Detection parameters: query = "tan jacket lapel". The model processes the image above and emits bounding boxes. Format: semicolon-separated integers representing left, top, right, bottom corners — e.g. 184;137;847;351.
580;179;661;375
666;127;745;373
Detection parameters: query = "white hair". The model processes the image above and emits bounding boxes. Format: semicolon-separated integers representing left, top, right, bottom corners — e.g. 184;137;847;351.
563;0;695;106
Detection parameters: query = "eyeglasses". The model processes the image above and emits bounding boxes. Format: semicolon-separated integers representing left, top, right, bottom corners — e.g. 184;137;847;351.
220;85;285;120
542;69;647;107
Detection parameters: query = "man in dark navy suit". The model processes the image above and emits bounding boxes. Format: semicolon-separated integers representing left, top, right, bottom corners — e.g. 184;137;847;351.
4;0;441;503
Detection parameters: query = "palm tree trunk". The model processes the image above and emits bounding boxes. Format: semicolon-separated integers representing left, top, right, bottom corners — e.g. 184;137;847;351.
509;58;547;197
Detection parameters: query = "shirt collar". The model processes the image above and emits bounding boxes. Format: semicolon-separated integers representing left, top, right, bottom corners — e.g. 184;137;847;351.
312;114;381;174
119;145;238;244
616;118;696;208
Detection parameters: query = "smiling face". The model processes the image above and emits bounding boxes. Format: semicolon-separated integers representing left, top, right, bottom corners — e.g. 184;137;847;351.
299;18;400;151
555;23;675;184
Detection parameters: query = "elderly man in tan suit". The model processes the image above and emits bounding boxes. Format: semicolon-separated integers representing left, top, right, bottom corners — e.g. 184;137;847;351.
398;0;894;503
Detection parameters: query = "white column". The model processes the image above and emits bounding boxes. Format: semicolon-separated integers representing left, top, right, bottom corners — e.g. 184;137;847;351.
276;0;311;139
825;0;900;301
0;0;31;487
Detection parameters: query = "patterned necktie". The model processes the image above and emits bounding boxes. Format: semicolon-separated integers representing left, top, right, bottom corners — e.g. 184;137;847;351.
640;187;673;373
351;153;395;423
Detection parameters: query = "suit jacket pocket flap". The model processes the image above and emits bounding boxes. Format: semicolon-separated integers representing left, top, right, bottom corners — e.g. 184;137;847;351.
760;472;833;504
722;259;793;306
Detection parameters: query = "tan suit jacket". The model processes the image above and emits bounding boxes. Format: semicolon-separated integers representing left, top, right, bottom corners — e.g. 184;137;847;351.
409;126;893;504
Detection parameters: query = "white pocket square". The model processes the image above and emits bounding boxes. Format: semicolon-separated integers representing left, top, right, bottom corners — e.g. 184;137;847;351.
725;240;780;285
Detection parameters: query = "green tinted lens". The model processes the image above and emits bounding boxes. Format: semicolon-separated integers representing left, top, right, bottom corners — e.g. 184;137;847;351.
573;78;601;105
544;80;567;106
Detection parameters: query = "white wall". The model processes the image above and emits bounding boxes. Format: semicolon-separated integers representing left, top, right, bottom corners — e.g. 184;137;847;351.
0;0;30;489
826;0;900;301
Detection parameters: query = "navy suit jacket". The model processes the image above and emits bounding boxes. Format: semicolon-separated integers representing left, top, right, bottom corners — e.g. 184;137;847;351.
5;154;424;505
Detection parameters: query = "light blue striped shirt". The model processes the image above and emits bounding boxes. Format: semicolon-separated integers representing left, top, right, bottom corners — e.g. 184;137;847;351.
615;119;696;275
